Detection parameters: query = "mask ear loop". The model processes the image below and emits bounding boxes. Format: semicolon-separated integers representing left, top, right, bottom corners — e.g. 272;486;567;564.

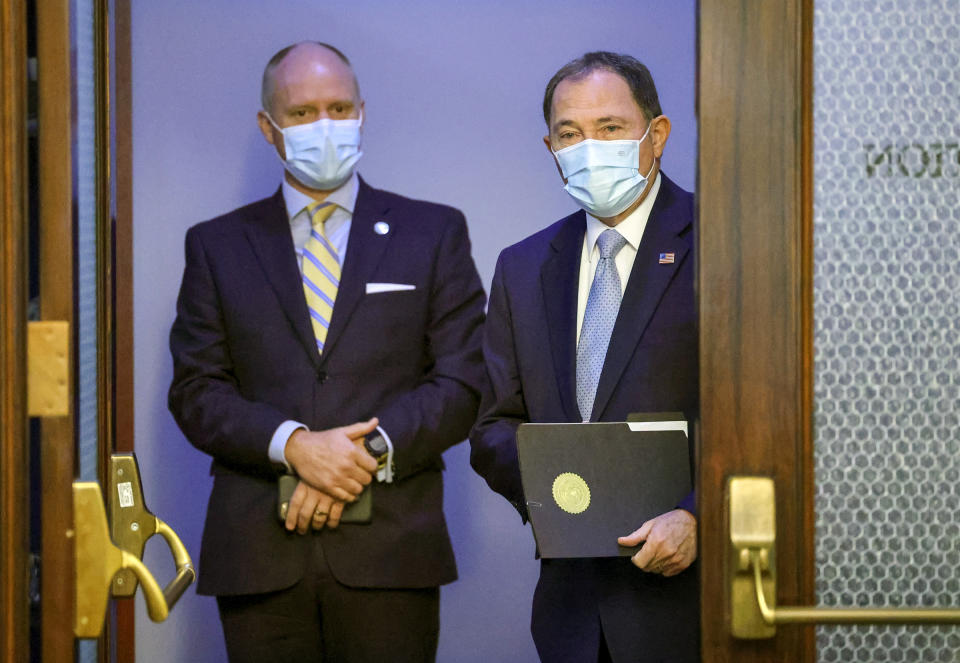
639;116;663;179
262;112;291;168
637;118;653;144
263;111;282;132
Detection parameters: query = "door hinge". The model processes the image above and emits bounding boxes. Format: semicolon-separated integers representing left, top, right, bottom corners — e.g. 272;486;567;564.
27;321;69;417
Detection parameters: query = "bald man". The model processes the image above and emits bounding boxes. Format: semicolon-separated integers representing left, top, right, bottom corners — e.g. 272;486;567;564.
168;42;486;662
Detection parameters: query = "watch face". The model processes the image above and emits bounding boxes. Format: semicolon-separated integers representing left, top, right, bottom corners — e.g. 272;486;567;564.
365;435;388;458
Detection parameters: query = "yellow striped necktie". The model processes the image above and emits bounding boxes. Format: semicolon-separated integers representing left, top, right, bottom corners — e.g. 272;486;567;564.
301;202;340;355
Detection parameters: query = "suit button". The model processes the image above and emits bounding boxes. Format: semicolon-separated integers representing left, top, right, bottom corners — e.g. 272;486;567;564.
317;370;327;384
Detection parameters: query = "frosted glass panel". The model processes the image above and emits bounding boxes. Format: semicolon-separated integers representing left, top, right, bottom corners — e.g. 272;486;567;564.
813;1;960;661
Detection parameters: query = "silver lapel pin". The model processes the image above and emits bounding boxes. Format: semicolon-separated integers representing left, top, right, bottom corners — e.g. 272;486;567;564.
374;221;390;236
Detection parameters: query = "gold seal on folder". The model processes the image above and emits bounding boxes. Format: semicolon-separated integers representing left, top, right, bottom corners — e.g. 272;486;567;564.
552;472;591;514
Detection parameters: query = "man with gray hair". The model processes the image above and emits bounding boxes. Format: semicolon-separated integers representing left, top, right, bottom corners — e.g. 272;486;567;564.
169;41;486;662
471;51;699;662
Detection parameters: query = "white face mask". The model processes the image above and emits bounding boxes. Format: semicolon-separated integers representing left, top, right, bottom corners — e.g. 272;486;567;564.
553;121;655;218
267;112;363;191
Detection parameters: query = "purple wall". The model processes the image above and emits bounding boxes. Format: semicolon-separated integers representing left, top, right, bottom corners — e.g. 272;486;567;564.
131;2;696;660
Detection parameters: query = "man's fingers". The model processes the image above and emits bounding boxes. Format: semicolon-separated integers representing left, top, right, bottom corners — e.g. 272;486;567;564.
325;482;360;503
309;466;369;501
296;493;320;534
628;519;664;571
285;482;308;531
306;510;326;533
625;510;699;575
342;477;366;498
354;449;379;474
326;501;345;529
631;540;658;570
618;519;653;547
311;493;335;531
343;417;379;440
345;455;376;484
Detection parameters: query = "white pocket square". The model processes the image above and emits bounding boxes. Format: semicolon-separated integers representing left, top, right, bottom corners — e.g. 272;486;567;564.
365;283;416;294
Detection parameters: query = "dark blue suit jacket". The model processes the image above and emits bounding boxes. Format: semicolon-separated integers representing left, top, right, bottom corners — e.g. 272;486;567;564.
470;174;699;662
169;177;486;596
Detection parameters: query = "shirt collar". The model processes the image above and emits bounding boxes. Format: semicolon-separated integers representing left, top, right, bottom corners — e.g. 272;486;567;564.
281;171;360;221
584;171;662;260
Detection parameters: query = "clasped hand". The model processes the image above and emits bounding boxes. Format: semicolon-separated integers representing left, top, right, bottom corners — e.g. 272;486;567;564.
284;418;379;534
618;509;697;577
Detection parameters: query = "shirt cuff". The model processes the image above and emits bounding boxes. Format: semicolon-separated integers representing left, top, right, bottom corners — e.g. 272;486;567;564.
270;420;307;473
375;425;395;483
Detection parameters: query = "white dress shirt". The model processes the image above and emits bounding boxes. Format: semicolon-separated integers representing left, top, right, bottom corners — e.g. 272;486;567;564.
576;172;662;343
267;172;394;482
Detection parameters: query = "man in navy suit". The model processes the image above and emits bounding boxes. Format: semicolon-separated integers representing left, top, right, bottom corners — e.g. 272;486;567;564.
168;41;485;662
470;52;699;662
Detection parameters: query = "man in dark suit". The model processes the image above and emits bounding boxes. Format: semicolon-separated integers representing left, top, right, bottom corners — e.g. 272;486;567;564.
470;52;699;662
168;41;485;662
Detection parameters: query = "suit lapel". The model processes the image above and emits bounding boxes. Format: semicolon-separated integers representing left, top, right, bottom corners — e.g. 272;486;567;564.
541;213;586;423
321;178;392;361
590;179;691;420
243;189;321;369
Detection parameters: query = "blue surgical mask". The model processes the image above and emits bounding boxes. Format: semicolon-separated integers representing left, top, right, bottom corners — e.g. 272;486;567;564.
553;122;655;218
267;113;363;190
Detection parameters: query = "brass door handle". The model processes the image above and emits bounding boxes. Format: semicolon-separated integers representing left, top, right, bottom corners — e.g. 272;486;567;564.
74;481;195;638
108;453;194;609
748;548;960;625
728;476;960;639
153;517;195;611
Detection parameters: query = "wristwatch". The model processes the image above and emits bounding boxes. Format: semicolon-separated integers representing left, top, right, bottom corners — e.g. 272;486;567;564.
363;434;389;470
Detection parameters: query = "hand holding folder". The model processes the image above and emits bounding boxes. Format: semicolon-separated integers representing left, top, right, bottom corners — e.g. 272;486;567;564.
517;414;692;559
617;507;697;576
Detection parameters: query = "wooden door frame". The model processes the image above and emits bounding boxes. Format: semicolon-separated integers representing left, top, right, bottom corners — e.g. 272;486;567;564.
1;0;30;660
36;0;77;659
697;1;815;661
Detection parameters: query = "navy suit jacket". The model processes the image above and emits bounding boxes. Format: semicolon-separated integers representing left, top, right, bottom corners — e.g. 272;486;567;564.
469;173;699;661
169;176;486;596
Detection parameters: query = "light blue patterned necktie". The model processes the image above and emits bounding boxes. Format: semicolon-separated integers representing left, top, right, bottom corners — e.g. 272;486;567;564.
576;228;628;422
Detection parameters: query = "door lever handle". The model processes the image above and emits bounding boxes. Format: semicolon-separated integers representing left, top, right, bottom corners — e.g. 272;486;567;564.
728;476;960;639
152;517;195;610
108;453;193;608
748;547;960;625
74;481;194;638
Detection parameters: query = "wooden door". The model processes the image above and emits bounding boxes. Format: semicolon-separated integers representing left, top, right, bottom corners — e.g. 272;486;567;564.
699;1;960;660
698;1;816;661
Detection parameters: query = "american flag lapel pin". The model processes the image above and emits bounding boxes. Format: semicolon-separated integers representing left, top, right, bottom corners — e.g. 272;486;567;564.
659;252;675;264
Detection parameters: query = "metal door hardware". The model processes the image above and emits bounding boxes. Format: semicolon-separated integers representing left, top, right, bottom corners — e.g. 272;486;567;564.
73;479;194;638
728;476;960;639
108;453;193;600
27;321;69;416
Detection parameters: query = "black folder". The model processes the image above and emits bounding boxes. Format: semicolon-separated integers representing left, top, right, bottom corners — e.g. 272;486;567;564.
516;414;691;559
